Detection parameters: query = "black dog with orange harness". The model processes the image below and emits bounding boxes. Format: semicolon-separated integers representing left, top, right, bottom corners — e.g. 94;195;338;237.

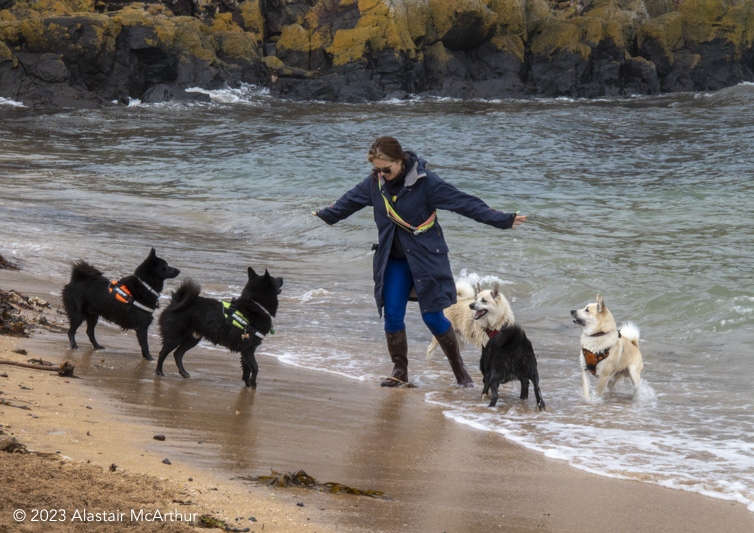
62;248;180;360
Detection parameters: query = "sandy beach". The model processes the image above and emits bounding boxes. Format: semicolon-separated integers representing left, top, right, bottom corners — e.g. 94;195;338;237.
1;267;753;533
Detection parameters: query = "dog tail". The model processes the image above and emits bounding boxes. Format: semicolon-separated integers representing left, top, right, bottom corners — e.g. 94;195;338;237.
455;280;475;300
70;260;103;282
620;321;640;347
166;279;201;313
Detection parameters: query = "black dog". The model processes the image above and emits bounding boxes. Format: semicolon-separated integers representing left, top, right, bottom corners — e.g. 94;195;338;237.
480;324;546;411
62;248;180;360
156;267;283;388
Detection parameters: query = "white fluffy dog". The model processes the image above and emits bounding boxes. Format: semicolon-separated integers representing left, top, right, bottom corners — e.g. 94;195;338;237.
426;281;515;359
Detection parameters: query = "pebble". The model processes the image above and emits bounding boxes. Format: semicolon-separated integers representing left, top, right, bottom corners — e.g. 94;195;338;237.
109;464;117;472
162;458;172;465
249;517;257;522
153;434;166;441
297;502;305;507
86;406;92;409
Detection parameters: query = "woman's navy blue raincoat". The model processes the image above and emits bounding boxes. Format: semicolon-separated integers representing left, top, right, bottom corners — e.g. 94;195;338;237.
316;154;516;315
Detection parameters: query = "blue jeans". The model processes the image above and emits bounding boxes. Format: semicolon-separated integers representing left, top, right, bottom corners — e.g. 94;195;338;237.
383;257;451;336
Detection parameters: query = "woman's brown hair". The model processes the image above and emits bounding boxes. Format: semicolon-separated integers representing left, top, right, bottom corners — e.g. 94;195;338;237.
368;136;408;165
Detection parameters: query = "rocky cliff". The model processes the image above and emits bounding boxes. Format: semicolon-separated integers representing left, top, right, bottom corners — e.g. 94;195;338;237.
1;0;752;107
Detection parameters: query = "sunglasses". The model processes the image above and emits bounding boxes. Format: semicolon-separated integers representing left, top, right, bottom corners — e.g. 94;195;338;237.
372;165;393;175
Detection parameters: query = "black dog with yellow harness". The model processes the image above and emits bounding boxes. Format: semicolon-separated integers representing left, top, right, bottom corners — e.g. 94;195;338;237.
156;267;283;388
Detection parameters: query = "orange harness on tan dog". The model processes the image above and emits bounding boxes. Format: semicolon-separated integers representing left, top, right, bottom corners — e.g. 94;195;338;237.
582;331;621;375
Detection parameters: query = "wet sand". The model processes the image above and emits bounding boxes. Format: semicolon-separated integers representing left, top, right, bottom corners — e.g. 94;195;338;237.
1;268;753;533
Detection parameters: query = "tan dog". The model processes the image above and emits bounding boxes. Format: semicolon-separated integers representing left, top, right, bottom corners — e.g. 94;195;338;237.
426;281;515;359
571;294;643;401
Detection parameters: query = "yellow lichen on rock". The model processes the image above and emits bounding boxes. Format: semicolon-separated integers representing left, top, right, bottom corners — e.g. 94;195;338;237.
238;0;264;42
0;40;17;66
31;0;74;16
489;32;526;61
427;0;497;49
277;23;310;54
404;0;432;43
424;39;453;66
170;17;216;63
530;19;592;60
585;0;649;44
263;55;284;69
211;31;258;60
327;25;380;65
571;16;605;47
638;11;683;51
210;12;244;34
324;0;417;66
16;14;118;56
604;19;626;48
357;0;414;52
0;9;18;22
487;0;527;39
66;0;95;13
679;0;753;52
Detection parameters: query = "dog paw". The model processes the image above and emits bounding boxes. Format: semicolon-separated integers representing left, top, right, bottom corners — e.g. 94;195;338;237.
93;345;106;350
142;354;154;361
180;372;190;379
155;371;165;377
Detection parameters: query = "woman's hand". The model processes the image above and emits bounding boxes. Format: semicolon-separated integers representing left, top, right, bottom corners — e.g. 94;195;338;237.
512;214;526;228
312;210;333;226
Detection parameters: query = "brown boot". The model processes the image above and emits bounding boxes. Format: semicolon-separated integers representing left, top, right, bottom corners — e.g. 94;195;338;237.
381;329;408;387
434;328;474;388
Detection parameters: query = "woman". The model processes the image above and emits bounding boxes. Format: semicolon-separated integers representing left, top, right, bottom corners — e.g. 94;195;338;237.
313;136;526;388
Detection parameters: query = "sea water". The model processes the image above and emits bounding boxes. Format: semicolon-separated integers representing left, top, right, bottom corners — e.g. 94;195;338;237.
1;84;753;510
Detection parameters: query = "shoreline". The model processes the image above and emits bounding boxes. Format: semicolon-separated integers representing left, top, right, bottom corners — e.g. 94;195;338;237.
1;268;753;532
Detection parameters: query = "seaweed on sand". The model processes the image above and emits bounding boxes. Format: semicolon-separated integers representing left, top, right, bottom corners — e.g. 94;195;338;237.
0;254;20;270
236;469;390;500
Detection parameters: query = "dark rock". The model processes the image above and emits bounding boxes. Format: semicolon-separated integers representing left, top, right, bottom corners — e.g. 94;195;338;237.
162;458;172;465
162;0;195;17
624;56;661;95
153;434;166;441
265;0;312;35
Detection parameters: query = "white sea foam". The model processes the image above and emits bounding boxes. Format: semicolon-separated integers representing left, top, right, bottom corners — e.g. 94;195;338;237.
296;288;332;302
0;97;24;107
185;84;270;105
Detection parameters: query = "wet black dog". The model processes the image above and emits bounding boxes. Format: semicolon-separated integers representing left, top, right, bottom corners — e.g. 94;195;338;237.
62;248;180;360
156;267;283;388
480;324;546;411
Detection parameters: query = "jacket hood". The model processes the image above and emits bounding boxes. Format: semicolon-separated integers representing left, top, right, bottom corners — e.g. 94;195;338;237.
401;151;427;187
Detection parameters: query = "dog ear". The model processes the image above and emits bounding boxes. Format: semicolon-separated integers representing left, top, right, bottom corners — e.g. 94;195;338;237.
248;267;258;279
475;282;482;295
596;293;604;313
148;248;156;259
492;283;500;299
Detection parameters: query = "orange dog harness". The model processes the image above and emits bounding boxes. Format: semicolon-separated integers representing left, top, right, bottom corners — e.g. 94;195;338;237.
582;348;610;375
108;281;155;314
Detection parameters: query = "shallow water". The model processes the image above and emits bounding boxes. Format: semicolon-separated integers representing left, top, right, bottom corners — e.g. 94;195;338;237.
1;84;753;511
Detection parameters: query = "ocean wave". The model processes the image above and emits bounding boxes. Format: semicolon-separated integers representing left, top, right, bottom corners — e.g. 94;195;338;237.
185;84;271;106
0;97;24;107
427;390;754;513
